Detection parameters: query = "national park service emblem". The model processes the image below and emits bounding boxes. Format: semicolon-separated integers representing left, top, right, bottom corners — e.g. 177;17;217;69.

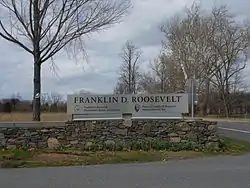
134;104;141;112
74;105;80;112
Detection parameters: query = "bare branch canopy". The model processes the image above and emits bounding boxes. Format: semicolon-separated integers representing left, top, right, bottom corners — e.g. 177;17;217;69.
0;0;131;121
0;0;131;63
114;40;142;94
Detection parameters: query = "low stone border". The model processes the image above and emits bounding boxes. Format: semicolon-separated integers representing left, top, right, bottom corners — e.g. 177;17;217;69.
0;119;218;150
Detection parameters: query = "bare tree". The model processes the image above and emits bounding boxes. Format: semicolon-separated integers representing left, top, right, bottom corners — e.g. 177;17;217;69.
137;53;185;94
10;92;22;111
40;92;51;112
160;3;220;85
160;3;219;116
0;0;131;121
138;71;160;94
230;67;248;94
160;3;250;117
41;92;49;106
41;92;64;111
116;40;142;94
50;92;63;109
150;53;185;93
208;6;250;117
149;56;167;93
113;82;126;94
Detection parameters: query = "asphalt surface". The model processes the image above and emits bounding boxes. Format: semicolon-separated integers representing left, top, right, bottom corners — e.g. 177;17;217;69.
0;121;250;188
0;154;250;188
218;122;250;142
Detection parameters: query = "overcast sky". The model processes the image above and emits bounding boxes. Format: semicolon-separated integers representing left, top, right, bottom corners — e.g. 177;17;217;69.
0;0;250;99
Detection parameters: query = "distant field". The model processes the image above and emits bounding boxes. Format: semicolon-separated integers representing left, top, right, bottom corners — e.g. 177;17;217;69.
1;112;250;122
202;118;250;122
0;113;70;122
204;115;250;122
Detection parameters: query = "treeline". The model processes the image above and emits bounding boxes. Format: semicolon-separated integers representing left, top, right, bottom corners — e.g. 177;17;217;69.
114;3;250;118
0;93;66;113
1;91;250;117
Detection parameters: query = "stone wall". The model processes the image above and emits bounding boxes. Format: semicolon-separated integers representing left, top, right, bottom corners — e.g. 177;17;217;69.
0;120;218;150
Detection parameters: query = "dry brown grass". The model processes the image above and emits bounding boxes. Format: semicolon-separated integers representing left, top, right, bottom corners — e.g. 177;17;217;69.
202;117;250;122
0;150;209;168
32;150;205;164
0;112;70;122
1;112;249;123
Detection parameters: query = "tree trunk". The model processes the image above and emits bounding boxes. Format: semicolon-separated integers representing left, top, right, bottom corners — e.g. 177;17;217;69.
222;93;229;118
224;102;230;118
32;0;41;121
202;79;210;116
32;59;41;121
128;60;132;94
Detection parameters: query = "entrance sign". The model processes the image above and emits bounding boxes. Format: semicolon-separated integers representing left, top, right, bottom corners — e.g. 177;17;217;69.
131;94;188;119
67;94;123;120
67;93;189;120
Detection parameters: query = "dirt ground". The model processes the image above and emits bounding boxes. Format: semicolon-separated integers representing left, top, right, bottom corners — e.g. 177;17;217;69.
33;153;82;162
28;150;206;164
0;150;210;168
0;112;70;122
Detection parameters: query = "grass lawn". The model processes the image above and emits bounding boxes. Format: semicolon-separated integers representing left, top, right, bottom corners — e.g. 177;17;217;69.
0;112;70;122
203;118;250;122
0;150;208;168
2;112;250;123
0;137;249;168
203;115;250;122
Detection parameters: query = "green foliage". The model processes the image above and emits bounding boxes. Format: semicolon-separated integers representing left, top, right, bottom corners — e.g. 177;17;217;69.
54;138;249;153
1;148;33;161
77;140;217;152
54;146;71;151
0;148;33;168
11;149;33;160
218;138;250;153
1;161;27;168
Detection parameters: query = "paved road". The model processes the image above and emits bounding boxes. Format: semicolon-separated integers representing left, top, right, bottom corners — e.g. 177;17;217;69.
218;122;250;142
0;154;250;188
218;122;250;132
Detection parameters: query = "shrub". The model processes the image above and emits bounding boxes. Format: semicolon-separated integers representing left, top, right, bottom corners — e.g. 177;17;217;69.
1;161;27;168
78;140;219;152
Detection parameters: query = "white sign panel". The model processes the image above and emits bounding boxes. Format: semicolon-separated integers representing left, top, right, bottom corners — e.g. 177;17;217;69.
67;93;189;120
131;94;188;119
67;94;124;120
